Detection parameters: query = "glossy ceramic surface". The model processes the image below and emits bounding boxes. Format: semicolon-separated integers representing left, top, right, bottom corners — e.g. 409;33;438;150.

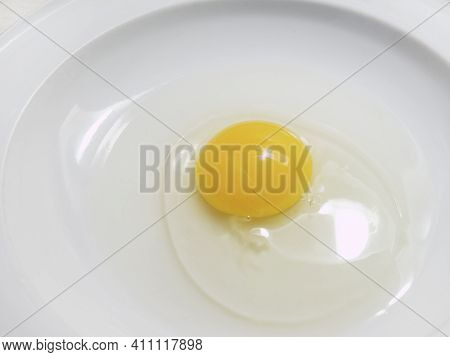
0;0;449;336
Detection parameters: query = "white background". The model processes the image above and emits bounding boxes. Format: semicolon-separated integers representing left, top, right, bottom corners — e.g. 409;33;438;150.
0;0;50;33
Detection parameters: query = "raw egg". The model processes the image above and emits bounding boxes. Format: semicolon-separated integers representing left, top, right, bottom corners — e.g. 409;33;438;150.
163;116;425;323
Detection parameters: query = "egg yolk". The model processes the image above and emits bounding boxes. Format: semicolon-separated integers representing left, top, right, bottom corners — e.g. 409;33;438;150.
195;121;312;218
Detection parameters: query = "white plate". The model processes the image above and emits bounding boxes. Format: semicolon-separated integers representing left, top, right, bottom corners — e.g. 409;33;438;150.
0;0;449;336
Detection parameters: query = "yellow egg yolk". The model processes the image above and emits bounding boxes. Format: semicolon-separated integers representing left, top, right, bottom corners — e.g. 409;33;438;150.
195;121;312;218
